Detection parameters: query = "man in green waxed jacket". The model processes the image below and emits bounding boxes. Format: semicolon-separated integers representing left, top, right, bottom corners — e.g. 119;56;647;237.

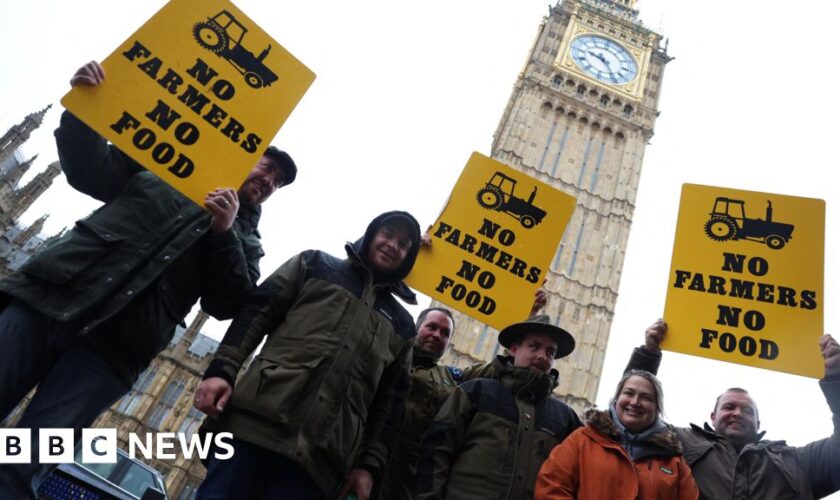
378;290;547;500
416;314;582;500
0;61;296;498
376;307;459;500
194;211;422;500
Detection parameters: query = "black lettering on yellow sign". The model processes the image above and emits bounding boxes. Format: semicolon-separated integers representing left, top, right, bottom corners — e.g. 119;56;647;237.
716;305;765;331
145;100;201;145
455;260;496;289
698;328;779;360
110;110;195;178
434;220;542;283
431;218;544;316
675;251;816;362
434;275;497;315
121;40;264;155
672;253;817;310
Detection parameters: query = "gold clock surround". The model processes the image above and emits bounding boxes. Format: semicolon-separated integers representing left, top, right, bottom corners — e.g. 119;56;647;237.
554;18;652;101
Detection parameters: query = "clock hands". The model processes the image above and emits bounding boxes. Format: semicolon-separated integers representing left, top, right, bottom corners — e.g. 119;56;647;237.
588;51;623;81
573;36;636;84
588;50;611;70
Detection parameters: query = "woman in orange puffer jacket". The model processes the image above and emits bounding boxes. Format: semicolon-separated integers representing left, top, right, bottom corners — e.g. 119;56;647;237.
535;370;698;499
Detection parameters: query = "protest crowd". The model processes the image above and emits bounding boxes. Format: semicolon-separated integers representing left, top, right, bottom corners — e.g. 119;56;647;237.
1;53;839;500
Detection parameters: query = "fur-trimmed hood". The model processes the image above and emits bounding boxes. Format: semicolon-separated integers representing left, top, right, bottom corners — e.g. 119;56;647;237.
585;408;683;458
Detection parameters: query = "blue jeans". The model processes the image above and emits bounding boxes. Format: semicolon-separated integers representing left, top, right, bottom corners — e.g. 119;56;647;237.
197;438;325;499
0;300;130;498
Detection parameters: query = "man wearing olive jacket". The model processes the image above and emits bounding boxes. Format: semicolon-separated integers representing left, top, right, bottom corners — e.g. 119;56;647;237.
376;307;459;500
627;319;840;499
416;315;582;500
195;211;422;500
0;61;296;497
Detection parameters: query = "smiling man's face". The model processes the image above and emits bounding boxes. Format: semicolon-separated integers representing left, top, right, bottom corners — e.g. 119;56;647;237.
367;223;412;274
712;389;760;446
238;156;284;205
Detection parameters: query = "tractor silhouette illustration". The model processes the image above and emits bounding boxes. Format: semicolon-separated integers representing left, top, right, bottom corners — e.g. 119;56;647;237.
704;197;794;250
476;172;546;229
193;10;278;89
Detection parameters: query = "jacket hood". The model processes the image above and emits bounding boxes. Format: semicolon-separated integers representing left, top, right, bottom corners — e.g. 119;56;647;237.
345;241;418;304
586;407;682;458
350;210;421;282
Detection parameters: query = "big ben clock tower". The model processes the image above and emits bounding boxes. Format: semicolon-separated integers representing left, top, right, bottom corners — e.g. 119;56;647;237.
440;0;670;412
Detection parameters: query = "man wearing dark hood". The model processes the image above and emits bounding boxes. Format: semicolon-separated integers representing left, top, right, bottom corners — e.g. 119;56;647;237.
193;211;422;500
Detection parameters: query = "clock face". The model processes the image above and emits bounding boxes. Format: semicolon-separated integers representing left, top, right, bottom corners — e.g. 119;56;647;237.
570;35;637;85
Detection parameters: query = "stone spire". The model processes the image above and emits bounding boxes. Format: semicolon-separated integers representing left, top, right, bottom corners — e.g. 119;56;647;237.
13;214;49;246
1;154;38;188
9;161;61;221
0;105;51;165
171;310;211;359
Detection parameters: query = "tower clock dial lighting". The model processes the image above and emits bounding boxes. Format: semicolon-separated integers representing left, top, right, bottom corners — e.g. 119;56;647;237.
570;35;637;85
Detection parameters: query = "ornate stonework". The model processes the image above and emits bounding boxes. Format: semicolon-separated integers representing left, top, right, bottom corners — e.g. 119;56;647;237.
439;0;670;414
0;107;63;279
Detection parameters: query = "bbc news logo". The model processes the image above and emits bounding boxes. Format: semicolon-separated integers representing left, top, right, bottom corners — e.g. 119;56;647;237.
0;429;234;463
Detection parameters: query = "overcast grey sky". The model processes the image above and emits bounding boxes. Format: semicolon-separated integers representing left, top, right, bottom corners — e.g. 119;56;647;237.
2;1;838;490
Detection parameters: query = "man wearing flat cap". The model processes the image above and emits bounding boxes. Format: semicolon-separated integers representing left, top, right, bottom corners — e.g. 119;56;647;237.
416;314;582;500
0;61;297;497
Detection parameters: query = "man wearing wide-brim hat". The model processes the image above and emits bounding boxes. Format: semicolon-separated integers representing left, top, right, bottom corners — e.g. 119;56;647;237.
416;314;583;500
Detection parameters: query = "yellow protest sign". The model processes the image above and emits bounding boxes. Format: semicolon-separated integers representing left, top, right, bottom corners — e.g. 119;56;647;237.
61;0;315;206
406;152;576;330
663;183;825;378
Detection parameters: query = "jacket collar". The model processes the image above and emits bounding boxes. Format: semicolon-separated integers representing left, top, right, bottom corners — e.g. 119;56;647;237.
493;355;560;387
586;408;682;458
498;359;555;401
412;348;440;369
345;241;418;305
697;422;767;444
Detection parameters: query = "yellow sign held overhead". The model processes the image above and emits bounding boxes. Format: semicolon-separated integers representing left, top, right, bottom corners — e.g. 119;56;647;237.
61;0;315;206
663;183;825;378
406;152;576;331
